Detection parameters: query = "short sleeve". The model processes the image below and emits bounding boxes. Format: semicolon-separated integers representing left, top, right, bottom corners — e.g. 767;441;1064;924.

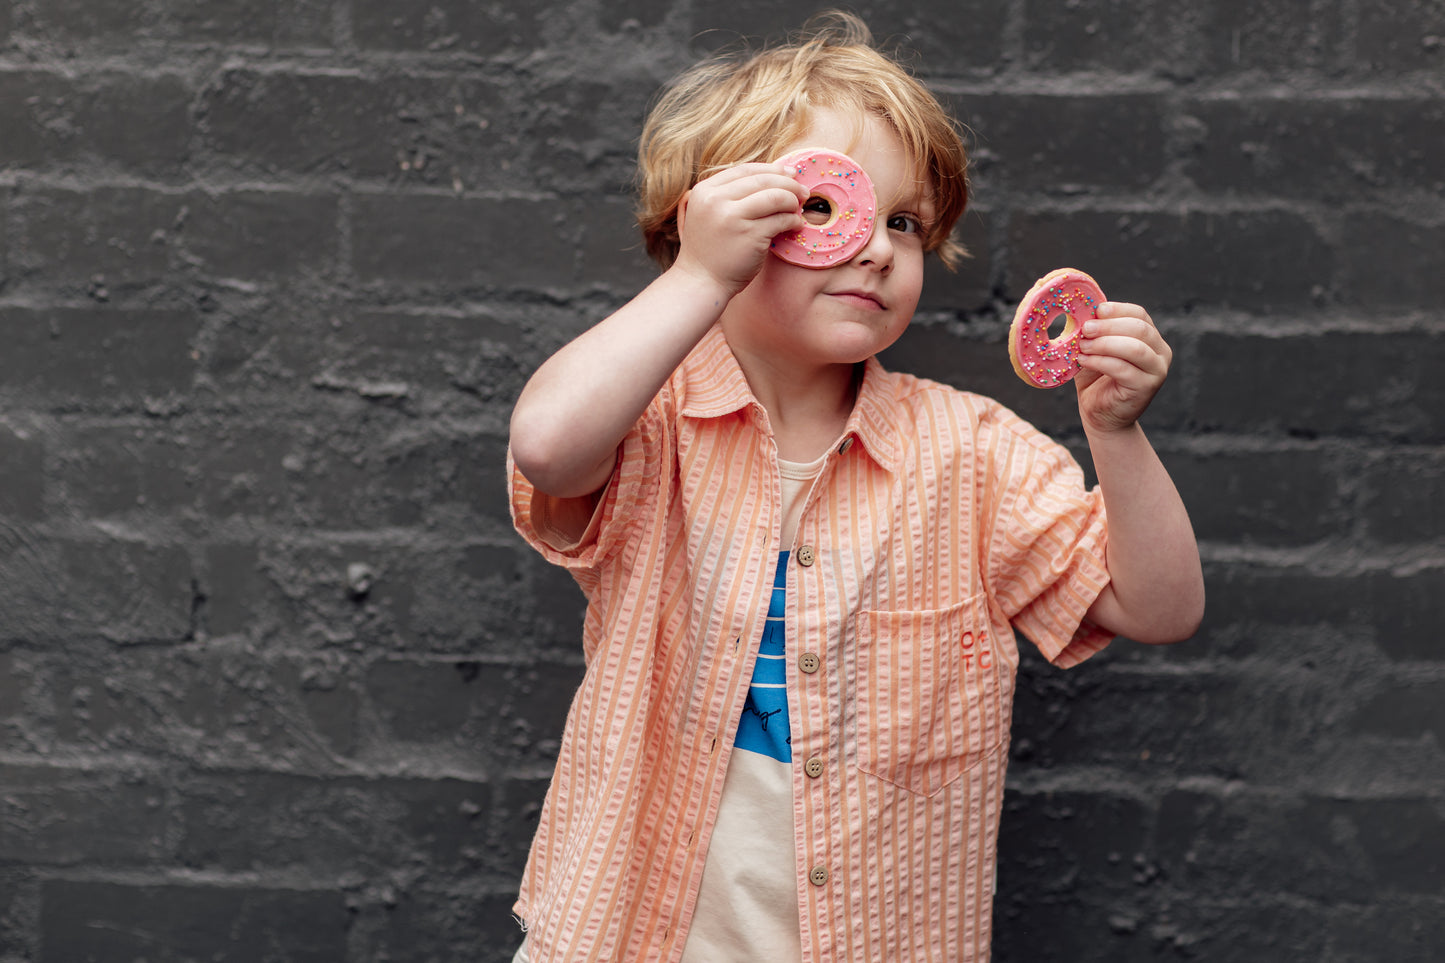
508;402;666;572
984;412;1113;668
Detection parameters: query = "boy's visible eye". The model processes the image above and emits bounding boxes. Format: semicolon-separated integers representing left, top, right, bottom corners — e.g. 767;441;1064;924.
887;213;923;235
801;196;834;225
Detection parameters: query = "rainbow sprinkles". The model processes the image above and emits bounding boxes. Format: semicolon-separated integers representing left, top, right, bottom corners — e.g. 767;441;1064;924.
1008;268;1107;389
770;148;877;267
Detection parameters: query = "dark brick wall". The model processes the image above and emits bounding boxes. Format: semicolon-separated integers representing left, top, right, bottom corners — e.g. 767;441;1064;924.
0;1;1440;960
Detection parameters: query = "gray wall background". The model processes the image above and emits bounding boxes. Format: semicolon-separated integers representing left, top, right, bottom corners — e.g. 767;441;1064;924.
1;0;1442;960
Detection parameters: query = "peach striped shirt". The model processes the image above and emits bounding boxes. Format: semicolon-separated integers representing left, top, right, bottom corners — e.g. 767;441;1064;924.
508;325;1111;961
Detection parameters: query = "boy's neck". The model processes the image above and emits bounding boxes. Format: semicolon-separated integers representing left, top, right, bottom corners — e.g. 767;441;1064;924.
728;345;860;463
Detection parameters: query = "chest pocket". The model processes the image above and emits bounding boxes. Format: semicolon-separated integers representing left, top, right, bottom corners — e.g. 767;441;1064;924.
855;595;1011;797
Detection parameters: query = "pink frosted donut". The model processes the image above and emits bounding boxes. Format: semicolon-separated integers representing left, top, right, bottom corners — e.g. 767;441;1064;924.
770;148;877;268
1008;268;1106;388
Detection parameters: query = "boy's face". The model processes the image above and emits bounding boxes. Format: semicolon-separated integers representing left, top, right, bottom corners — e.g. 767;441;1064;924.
722;108;933;374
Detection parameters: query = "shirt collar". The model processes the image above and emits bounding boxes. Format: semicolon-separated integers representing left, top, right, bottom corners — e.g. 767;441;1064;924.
676;326;901;474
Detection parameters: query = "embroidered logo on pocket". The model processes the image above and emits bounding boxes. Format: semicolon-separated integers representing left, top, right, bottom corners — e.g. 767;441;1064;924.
855;597;1011;796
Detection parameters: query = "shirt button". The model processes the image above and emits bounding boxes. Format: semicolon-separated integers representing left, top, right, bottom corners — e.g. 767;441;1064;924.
838;437;853;453
809;865;829;886
798;652;820;674
804;756;824;778
796;545;816;566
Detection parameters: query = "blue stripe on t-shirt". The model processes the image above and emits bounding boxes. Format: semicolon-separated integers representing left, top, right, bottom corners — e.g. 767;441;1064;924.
734;551;792;762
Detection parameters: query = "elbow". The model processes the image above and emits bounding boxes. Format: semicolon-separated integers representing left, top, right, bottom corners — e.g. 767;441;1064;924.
1138;584;1206;645
509;406;610;500
509;409;566;494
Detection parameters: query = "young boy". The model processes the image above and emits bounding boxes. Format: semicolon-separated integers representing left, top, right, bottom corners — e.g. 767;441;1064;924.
506;13;1204;962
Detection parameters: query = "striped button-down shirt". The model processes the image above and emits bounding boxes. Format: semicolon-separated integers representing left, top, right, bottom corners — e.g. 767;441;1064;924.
508;325;1112;961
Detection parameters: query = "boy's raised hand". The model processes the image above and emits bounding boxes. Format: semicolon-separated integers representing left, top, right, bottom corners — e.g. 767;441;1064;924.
1075;302;1173;434
673;163;808;297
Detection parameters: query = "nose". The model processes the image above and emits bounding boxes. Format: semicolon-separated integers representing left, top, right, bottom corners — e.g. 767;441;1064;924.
852;221;894;273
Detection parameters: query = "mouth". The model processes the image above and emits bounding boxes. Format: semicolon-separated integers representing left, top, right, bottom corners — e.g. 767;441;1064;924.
830;289;885;310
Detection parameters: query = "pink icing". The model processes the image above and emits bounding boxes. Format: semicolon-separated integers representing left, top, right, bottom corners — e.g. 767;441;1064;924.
1010;270;1106;388
770;148;877;268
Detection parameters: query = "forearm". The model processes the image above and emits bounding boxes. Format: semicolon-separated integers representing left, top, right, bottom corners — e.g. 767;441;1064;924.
510;265;731;497
1084;423;1204;643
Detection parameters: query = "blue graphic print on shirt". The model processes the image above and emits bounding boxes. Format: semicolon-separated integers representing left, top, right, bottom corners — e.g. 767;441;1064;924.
734;551;792;762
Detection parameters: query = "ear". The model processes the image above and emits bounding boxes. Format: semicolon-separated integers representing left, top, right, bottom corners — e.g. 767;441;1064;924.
676;190;691;236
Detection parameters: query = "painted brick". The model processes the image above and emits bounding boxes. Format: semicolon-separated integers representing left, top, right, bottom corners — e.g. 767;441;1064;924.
0;651;25;727
1350;680;1445;745
50;648;355;764
578;193;661;294
691;0;1011;76
179;190;339;280
1012;661;1345;782
357;890;523;963
1193;0;1349;75
57;539;194;642
367;657;494;745
1328;900;1445;962
1341;213;1445;307
1365;568;1445;662
997;790;1149;896
271;541;524;655
0;307;197;403
58;425;192;517
950;93;1168;192
1007;208;1332;311
201;69;518;187
0;70;191;177
1184;97;1445;199
353;194;577;290
917;206;993;313
0;765;169;865
1158;791;1445;900
176;772;494;875
0;870;34;960
351;0;559;54
321;309;529;400
1359;450;1445;544
18;0;333;46
1356;0;1445;73
0;202;8;287
1164;447;1348;547
39;879;348;961
0;424;45;520
17;187;180;291
1195;331;1445;441
598;0;671;31
1020;0;1178;76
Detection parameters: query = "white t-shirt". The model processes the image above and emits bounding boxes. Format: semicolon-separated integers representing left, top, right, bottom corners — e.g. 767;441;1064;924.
680;452;824;961
514;453;824;963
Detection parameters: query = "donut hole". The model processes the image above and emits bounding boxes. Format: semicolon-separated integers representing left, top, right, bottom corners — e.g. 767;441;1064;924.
802;195;836;226
800;182;849;230
1047;312;1073;341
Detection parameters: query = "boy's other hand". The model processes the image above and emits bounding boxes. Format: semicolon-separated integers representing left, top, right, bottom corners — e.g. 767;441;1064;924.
673;163;808;298
1075;302;1172;434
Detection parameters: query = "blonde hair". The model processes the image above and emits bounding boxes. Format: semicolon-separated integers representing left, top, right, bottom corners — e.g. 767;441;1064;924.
636;11;970;269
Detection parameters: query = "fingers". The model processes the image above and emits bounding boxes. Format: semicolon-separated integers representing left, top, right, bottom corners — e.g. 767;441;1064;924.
673;163;809;294
1079;302;1171;379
